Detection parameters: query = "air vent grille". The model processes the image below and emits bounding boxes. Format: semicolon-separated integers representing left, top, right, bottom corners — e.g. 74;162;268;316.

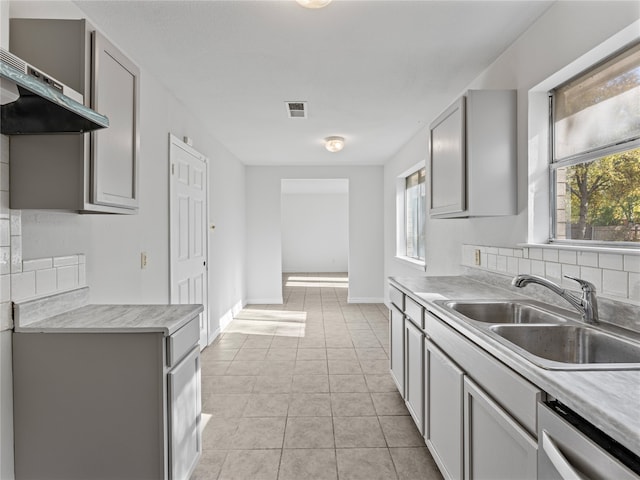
285;101;307;119
0;49;26;73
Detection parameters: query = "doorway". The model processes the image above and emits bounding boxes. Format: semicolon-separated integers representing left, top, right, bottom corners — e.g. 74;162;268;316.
280;178;349;279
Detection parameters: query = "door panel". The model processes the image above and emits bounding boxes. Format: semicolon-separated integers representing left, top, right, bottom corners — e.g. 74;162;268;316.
170;135;210;350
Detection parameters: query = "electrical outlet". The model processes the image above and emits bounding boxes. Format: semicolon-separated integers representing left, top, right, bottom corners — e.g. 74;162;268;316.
474;249;481;266
141;252;148;269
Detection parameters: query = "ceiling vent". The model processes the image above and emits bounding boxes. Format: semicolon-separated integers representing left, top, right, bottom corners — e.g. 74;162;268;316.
285;101;307;119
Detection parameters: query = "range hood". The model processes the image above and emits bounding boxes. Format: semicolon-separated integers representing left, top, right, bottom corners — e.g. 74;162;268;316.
0;48;109;134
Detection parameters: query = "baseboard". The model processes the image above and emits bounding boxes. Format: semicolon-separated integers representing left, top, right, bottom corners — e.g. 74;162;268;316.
245;298;283;305
347;297;384;304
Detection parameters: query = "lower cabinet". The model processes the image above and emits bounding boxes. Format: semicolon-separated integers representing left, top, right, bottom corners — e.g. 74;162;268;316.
389;304;405;395
425;339;464;480
405;318;425;434
12;318;202;480
464;377;538;480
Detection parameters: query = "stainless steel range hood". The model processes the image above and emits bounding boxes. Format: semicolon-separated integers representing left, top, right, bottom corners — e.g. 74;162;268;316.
0;48;109;135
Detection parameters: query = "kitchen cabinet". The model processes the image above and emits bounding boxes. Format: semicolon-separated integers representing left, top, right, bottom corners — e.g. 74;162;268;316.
9;18;139;213
404;317;425;434
12;316;201;480
429;89;516;218
464;377;537;480
425;339;464;480
389;303;405;395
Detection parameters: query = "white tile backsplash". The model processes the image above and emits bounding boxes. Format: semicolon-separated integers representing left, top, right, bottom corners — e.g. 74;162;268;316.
10;235;22;274
35;268;57;296
53;255;79;267
56;265;79;291
11;271;35;301
0;247;8;276
0;163;8;192
602;269;628;298
23;258;54;272
599;253;623;270
0;219;9;247
462;243;640;305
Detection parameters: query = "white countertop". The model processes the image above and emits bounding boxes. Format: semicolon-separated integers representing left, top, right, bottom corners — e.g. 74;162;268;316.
389;275;640;457
13;287;204;336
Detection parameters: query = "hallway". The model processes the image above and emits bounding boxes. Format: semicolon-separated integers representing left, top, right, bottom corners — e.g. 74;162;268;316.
192;273;442;480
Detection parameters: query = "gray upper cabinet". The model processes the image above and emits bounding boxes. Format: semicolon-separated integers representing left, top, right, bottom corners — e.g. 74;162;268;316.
429;89;516;218
9;19;140;214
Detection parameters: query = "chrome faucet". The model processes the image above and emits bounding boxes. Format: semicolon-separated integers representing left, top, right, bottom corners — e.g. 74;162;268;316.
511;274;599;324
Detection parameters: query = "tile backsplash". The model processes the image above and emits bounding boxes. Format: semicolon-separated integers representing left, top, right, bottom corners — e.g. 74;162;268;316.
462;244;639;303
12;254;87;302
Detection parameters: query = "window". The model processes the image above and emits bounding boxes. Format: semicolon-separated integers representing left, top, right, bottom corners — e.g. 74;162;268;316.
551;41;640;245
405;168;426;260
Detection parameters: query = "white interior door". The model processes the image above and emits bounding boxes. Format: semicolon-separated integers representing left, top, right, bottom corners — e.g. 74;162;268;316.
169;134;209;350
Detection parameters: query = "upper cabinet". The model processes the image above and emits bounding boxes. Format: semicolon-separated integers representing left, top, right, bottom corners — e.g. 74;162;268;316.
9;19;140;214
429;90;516;218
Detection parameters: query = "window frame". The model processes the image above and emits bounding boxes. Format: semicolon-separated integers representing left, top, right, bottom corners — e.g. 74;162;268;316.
395;163;427;269
549;40;640;248
404;167;426;262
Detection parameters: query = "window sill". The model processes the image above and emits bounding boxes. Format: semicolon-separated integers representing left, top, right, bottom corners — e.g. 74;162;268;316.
519;243;640;256
394;255;426;270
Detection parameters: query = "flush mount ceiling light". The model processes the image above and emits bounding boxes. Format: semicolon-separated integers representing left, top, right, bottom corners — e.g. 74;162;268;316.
296;0;332;8
324;136;345;153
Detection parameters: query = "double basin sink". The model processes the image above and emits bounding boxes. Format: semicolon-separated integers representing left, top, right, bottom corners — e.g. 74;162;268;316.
432;299;640;370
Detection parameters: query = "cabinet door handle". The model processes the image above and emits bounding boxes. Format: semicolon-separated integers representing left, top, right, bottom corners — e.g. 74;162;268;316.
542;431;587;480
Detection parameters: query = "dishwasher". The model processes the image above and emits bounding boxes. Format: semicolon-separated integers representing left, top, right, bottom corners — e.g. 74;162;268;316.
538;400;640;479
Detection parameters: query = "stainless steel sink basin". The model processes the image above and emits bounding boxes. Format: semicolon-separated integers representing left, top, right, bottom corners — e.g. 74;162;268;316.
442;300;568;324
490;325;640;368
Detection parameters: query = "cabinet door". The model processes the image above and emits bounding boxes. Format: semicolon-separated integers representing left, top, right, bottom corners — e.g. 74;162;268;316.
429;96;466;217
390;305;405;396
404;319;424;434
464;377;537;480
425;339;464;480
168;346;202;480
91;30;140;210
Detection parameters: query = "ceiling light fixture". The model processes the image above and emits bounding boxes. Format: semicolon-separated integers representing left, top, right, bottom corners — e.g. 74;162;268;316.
296;0;332;8
324;136;345;153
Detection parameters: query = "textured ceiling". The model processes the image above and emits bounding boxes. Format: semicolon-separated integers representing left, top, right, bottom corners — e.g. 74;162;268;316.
70;0;553;166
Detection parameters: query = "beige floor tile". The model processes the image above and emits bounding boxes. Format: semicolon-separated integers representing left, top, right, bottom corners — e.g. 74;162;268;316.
328;359;363;374
359;359;391;374
336;448;398;480
289;393;332;416
242;336;274;349
204;375;256;394
261;360;296;376
324;337;354;348
331;393;376;416
202;348;238;361
234;348;268;361
225;360;265;376
202;394;249;418
253;375;293;393
333;416;386;448
270;336;299;349
201;417;240;450
298;337;326;348
365;374;398;392
284;416;334;448
200;360;230;376
190;450;227;480
243;393;290;417
278;449;338;480
230;417;286;449
356;347;388;360
265;348;297;361
297;348;328;360
371;392;409;416
218;449;281;480
291;374;330;393
329;374;368;393
379;415;425;447
389;447;443;480
326;348;358;360
294;360;329;375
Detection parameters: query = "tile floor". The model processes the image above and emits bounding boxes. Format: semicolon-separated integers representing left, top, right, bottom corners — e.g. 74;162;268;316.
192;273;443;480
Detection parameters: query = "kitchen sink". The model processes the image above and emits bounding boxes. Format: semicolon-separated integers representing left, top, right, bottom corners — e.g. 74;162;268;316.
441;300;569;324
490;324;640;369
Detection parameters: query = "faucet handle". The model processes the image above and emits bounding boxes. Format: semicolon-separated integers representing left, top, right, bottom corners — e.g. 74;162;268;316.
563;275;596;293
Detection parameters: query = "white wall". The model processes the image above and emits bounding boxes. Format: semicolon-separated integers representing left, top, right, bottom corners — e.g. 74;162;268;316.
247;166;384;303
282;192;348;273
383;1;640;297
